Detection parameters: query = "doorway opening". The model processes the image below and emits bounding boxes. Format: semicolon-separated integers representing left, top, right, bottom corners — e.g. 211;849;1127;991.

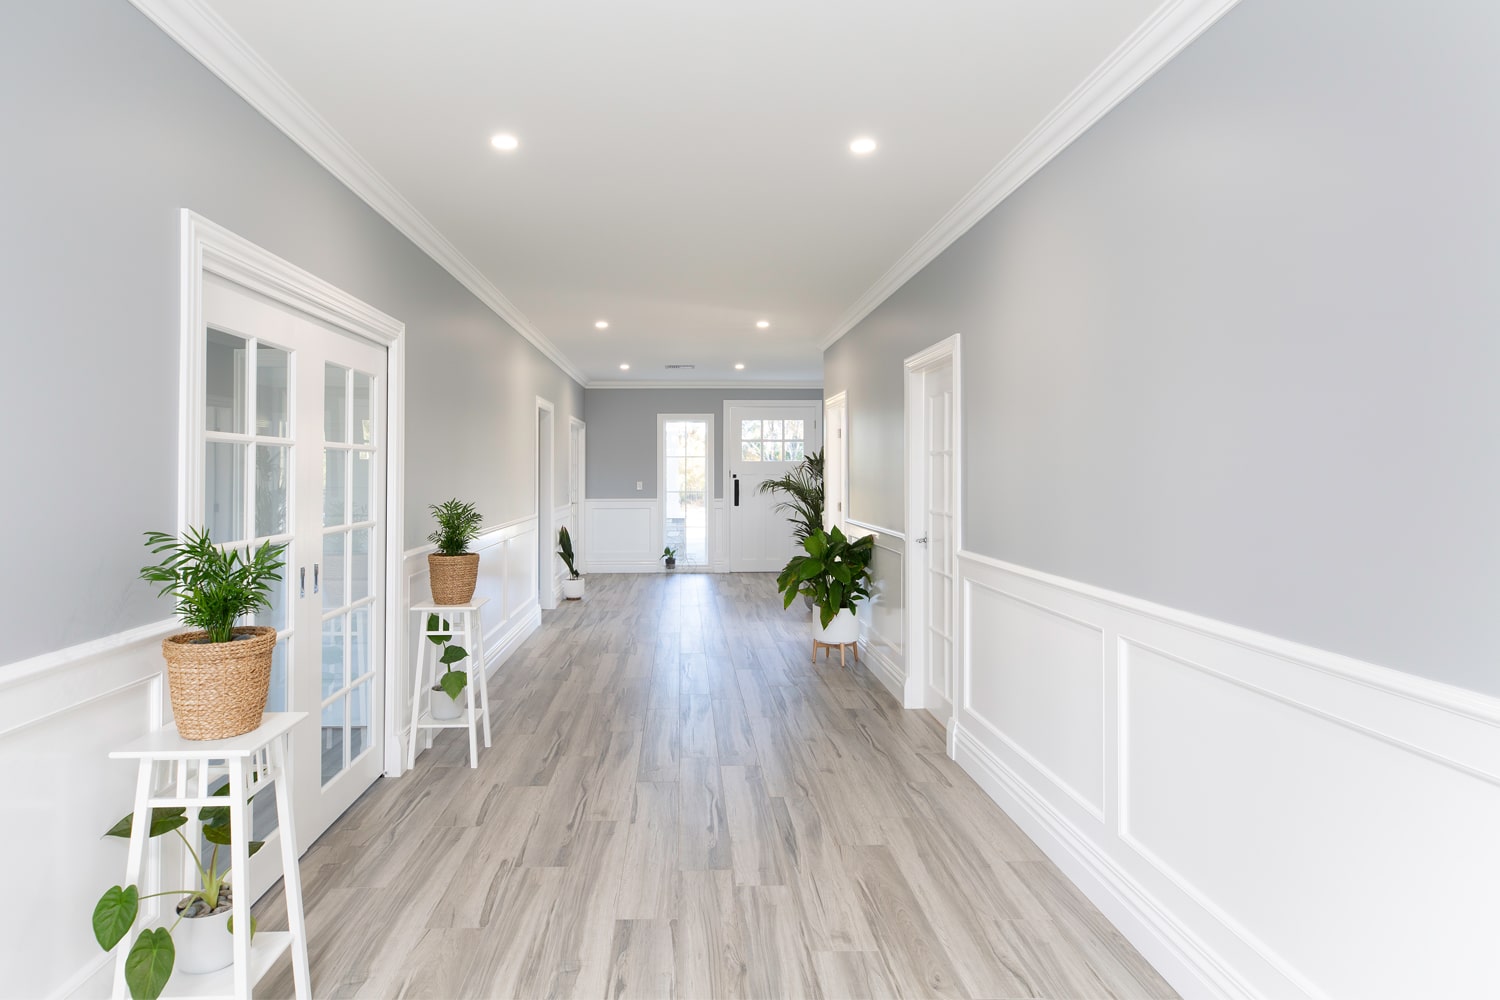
659;415;712;568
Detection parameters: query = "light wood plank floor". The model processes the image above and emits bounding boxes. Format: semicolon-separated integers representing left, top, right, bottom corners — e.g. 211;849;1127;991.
257;573;1177;1000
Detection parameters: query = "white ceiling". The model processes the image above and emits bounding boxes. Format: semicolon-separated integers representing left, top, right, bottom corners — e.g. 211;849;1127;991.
196;0;1173;385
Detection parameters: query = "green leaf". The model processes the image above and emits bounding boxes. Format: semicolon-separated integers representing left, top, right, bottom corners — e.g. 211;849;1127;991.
426;613;451;645
226;913;257;937
124;927;174;1000
93;885;139;951
796;560;824;581
248;839;265;857
438;669;468;700
202;823;232;846
439;644;467;665
803;532;827;559
828;580;844;613
105;808;187;840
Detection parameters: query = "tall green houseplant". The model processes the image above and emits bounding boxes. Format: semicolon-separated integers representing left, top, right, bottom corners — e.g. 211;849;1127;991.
774;525;875;629
757;449;824;544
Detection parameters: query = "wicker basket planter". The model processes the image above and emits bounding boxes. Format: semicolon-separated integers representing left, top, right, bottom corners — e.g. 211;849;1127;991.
429;552;480;605
161;625;277;740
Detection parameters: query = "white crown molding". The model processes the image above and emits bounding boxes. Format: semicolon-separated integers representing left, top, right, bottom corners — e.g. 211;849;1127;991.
820;0;1243;352
127;0;588;387
585;380;823;390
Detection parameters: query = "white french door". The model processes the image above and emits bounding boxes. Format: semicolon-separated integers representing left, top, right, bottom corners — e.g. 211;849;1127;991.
727;401;822;572
201;276;387;887
919;362;955;714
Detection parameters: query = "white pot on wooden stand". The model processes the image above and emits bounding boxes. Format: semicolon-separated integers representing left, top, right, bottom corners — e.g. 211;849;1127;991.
562;576;585;600
815;607;859;644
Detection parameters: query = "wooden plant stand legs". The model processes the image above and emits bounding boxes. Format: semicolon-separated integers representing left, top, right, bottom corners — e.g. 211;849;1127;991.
812;639;860;669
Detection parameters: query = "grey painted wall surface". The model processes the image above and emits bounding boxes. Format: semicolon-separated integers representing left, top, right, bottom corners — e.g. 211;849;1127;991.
0;0;581;666
585;387;823;499
825;0;1500;695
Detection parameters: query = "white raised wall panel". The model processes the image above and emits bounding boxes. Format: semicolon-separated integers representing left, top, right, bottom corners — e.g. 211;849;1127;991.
846;526;907;705
953;550;1500;1000
583;500;662;573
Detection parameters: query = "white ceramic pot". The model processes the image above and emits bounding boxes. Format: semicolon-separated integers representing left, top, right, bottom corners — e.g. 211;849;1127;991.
562;577;585;600
815;607;859;645
431;685;465;720
175;900;232;975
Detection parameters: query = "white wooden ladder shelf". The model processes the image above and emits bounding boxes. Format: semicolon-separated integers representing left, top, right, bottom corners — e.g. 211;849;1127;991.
108;713;311;1000
407;599;493;769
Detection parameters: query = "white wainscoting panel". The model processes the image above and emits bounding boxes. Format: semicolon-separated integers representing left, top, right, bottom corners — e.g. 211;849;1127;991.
953;550;1500;1000
401;517;541;768
0;622;174;1000
849;527;906;703
710;498;727;572
583;499;662;572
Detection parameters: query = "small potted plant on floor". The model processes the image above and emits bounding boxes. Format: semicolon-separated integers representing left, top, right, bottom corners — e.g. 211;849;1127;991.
661;546;677;570
140;528;286;741
774;525;875;646
557;526;584;600
427;498;484;605
92;789;266;998
425;613;469;720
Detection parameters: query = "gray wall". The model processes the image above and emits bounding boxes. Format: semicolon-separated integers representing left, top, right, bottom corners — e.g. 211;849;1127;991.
825;0;1500;696
584;387;823;498
0;0;582;666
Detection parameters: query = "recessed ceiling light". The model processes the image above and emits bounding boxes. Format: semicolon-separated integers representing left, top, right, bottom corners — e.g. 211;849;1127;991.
756;320;770;329
594;320;609;330
490;133;519;151
849;137;877;155
619;363;630;371
734;363;745;370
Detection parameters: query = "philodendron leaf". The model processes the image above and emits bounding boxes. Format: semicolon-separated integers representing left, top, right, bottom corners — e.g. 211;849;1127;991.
125;927;174;1000
439;669;468;700
226;914;258;938
249;840;266;857
439;644;468;665
93;885;139;951
202;823;232;846
426;613;451;645
105;807;187;840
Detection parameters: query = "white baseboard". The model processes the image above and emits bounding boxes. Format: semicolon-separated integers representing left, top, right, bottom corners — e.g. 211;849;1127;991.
952;550;1500;1000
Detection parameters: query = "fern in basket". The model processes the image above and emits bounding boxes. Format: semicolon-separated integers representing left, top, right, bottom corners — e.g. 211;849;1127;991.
140;528;286;642
427;499;484;556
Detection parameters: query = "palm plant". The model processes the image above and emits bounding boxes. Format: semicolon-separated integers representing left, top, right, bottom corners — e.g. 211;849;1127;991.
427;499;484;555
757;449;824;544
139;529;286;643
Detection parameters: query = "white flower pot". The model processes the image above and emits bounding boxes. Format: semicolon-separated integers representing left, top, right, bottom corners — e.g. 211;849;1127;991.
175;900;232;975
815;607;859;645
562;577;585;600
431;685;465;720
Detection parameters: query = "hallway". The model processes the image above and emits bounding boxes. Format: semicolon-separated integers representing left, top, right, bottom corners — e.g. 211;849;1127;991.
256;573;1174;999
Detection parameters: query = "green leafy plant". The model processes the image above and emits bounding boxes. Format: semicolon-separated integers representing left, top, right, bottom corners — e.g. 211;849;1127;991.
661;546;677;563
774;526;876;629
556;526;581;580
427;499;484;556
757;448;825;544
93;789;265;1000
139;529;286;643
426;613;469;700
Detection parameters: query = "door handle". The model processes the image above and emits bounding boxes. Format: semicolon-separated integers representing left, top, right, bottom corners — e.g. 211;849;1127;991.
733;477;740;507
915;536;929;545
313;563;320;595
299;566;306;597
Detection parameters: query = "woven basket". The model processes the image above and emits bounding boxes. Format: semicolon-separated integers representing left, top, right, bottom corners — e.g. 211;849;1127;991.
428;552;480;605
161;626;277;740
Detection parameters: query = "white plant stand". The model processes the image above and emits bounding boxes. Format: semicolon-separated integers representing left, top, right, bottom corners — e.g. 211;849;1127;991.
407;598;493;769
108;713;311;1000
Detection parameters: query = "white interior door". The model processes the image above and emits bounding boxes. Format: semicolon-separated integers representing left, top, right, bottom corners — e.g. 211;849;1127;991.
919;363;956;715
727;401;822;572
202;277;387;887
824;394;848;532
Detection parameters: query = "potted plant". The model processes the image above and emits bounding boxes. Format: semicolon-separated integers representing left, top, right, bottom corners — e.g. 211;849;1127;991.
758;449;824;609
427;499;483;605
140;528;286;741
774;525;875;645
557;526;584;600
425;613;469;720
92;789;266;998
661;546;677;570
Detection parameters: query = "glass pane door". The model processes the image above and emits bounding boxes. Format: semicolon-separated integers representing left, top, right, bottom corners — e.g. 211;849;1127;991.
662;418;709;566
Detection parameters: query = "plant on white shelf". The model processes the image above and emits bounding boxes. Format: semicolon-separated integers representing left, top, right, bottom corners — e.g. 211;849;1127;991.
426;613;469;720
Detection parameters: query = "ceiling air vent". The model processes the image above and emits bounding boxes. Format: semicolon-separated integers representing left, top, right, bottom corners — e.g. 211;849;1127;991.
664;364;696;370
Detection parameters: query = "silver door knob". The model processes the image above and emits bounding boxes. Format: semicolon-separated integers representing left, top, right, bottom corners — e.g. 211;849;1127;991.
915;536;928;545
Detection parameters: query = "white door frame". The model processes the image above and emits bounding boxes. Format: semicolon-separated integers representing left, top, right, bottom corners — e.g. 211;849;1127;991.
903;334;961;720
722;399;822;572
823;391;849;532
536;397;557;610
177;210;409;779
658;412;716;568
568;416;586;571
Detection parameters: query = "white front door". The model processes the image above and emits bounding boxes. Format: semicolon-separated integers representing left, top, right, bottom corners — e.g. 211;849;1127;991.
918;362;956;715
727;401;822;572
202;276;387;885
